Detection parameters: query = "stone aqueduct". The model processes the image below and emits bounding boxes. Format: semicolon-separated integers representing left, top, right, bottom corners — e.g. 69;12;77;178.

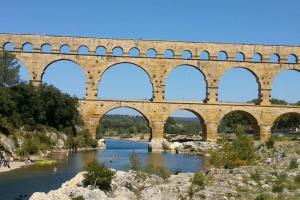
1;33;300;151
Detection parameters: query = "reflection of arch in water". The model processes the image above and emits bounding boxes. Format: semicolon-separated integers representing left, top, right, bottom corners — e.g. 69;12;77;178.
148;152;164;169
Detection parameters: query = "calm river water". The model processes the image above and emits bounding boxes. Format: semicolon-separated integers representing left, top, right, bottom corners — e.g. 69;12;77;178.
0;139;206;200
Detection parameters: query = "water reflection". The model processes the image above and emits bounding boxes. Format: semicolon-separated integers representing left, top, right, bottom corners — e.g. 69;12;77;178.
148;152;164;168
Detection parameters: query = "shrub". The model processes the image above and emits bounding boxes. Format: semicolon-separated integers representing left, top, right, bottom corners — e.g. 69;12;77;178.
295;175;300;184
272;184;284;193
175;169;182;175
192;172;206;189
250;170;261;183
255;193;273;200
289;158;298;169
22;138;38;155
209;127;256;168
83;160;114;190
128;151;141;171
145;164;171;180
71;196;85;200
266;138;275;149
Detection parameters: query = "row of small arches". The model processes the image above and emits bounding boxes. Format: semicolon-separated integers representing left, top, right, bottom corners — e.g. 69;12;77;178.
2;42;298;64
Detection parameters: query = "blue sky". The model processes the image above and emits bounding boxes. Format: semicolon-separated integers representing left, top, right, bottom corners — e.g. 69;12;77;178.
1;0;300;117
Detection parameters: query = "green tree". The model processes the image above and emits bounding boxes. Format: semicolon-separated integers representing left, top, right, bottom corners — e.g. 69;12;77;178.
0;50;20;87
83;160;114;190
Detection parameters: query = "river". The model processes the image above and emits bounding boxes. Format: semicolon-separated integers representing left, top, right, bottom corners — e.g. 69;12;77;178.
0;139;206;200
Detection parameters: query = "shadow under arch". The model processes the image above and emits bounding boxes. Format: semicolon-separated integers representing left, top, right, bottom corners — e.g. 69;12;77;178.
165;64;208;102
271;112;300;135
218;66;261;103
164;109;207;141
271;69;300;103
218;110;260;139
41;59;87;99
98;62;154;100
97;106;152;141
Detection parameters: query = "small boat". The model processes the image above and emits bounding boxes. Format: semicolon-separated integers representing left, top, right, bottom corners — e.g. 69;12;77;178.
53;167;57;172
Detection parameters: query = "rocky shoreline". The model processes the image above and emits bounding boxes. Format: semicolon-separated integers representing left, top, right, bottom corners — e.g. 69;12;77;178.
30;141;300;200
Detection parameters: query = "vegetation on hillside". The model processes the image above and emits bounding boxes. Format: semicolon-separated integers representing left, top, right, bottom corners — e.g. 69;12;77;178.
0;50;96;157
209;125;256;169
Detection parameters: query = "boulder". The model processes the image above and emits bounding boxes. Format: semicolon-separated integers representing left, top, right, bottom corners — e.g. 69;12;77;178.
98;139;106;150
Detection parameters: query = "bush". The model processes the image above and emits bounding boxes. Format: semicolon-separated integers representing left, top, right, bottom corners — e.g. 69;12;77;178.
175;169;182;175
250;170;261;183
209;127;256;168
83;160;114;190
289;158;298;169
145;164;171;180
295;175;300;184
192;172;206;189
272;184;284;193
22;138;38;155
71;196;85;200
255;193;273;200
266;138;275;149
127;151;141;171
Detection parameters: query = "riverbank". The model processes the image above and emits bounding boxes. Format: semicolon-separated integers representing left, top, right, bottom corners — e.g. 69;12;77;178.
0;161;32;173
30;141;300;200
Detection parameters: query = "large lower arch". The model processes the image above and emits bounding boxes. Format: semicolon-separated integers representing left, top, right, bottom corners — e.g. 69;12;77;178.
218;110;260;139
41;59;86;98
272;112;300;135
218;67;260;103
164;109;206;141
96;106;152;141
165;65;207;101
98;63;153;100
272;69;300;103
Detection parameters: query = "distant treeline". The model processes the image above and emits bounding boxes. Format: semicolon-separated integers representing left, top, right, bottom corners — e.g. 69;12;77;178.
96;104;300;138
97;115;150;138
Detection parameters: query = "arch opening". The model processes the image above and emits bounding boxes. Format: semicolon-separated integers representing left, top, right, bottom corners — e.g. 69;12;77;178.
218;110;259;139
164;110;205;142
147;48;157;57
42;60;86;98
41;44;52;53
270;53;280;63
165;65;207;101
272;69;300;104
235;52;245;61
182;50;192;59
112;47;123;56
3;42;15;51
129;48;140;57
78;45;89;55
272;113;300;138
218;67;260;103
217;51;228;60
287;54;297;64
252;53;262;62
199;50;210;60
17;59;30;83
96;46;106;56
164;49;174;58
96;107;151;141
60;45;71;54
98;63;153;100
22;43;33;52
